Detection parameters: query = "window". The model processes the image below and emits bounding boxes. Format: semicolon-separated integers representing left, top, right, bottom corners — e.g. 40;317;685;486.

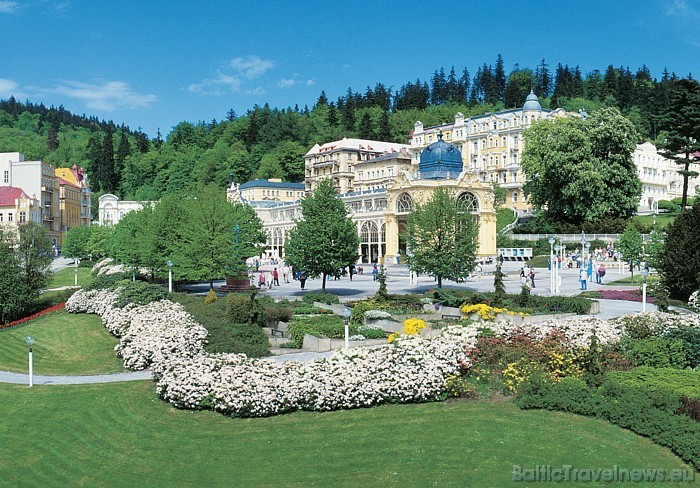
512;192;518;203
396;193;414;213
0;213;3;222
3;170;8;183
19;211;26;223
8;212;12;222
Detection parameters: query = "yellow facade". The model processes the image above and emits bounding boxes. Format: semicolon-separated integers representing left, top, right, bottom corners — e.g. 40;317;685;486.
57;178;83;233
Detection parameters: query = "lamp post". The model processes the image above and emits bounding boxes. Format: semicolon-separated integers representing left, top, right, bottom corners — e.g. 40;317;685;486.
548;237;555;292
580;233;587;268
132;258;136;282
167;260;173;293
340;307;352;349
641;268;649;312
553;244;561;294
26;336;35;387
74;257;80;286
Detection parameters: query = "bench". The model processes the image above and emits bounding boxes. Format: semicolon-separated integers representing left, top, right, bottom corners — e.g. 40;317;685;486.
270;329;284;338
441;313;462;320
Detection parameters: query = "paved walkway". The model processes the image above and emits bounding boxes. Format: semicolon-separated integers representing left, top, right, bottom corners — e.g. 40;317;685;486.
0;370;152;385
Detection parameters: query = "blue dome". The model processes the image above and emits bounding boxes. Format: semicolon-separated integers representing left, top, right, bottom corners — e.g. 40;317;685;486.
523;90;542;111
419;131;463;179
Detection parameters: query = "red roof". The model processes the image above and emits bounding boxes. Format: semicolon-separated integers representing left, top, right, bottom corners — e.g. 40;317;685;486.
0;186;27;206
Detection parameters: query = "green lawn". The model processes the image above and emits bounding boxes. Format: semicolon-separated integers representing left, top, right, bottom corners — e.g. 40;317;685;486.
633;213;677;229
0;382;694;487
496;206;517;233
49;266;93;288
0;310;124;375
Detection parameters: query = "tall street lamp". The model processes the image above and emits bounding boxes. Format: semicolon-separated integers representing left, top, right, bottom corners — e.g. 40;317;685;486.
167;260;173;293
548;237;555;292
553;244;561;294
340;307;352;349
580;233;587;267
26;336;35;387
641;268;649;312
74;257;80;286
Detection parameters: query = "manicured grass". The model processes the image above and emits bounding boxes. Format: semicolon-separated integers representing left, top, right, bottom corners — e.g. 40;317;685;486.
604;274;646;285
496;206;517;233
633;213;677;229
0;310;124;375
0;382;694;487
49;266;93;288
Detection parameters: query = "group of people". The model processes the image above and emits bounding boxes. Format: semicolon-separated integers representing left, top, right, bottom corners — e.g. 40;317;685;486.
579;261;607;290
519;265;536;288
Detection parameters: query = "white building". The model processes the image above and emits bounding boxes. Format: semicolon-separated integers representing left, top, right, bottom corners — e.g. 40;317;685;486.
634;141;699;209
0;152;60;246
98;193;151;225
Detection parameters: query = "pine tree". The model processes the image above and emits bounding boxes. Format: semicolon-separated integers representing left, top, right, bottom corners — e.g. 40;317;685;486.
658;203;700;300
46;122;59;152
494;54;506;102
459;68;471;104
316;91;329;107
377;111;391;141
534;58;551;97
359;112;374;139
431;68;447;105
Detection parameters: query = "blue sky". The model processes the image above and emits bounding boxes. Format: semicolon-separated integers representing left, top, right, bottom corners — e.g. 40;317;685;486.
0;0;698;138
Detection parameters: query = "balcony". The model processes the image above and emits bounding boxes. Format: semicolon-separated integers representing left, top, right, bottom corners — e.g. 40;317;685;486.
500;181;522;189
43;215;54;221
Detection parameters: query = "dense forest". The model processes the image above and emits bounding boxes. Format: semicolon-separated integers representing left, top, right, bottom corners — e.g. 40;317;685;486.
0;55;686;204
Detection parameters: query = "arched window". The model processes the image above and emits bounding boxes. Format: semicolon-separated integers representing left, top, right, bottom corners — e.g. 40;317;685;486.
457;192;479;213
396;193;413;213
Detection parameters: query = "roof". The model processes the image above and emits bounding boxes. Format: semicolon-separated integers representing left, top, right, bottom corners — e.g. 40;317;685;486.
58;177;81;189
0;186;29;206
239;179;305;190
356;149;412;166
419;132;463;180
305;137;410;156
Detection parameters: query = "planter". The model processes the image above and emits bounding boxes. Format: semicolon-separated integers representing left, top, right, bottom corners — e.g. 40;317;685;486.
219;276;251;292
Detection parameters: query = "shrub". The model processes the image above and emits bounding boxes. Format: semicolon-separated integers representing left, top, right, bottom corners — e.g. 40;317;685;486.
516;378;700;469
286;315;346;348
657;203;700;300
403;318;427;335
228;322;271;357
623;338;687;369
204;289;217;305
83;273;128;291
517;285;530;307
226;292;264;326
350;300;373;326
115;281;169;308
302;292;339;305
78;259;96;268
355;324;386;339
444;375;478;398
664;325;700;369
606;367;700;399
263;303;293;324
679;396;700;422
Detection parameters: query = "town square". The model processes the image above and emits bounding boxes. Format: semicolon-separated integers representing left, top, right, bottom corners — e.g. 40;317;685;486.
1;1;699;486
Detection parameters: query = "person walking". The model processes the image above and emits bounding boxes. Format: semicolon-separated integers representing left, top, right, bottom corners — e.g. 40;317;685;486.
529;267;536;288
266;271;273;289
299;271;307;290
258;271;265;289
598;264;606;284
579;268;588;290
283;265;290;283
372;264;379;281
273;267;280;286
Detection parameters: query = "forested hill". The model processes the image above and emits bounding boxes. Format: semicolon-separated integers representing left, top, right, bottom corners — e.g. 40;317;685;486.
0;56;685;203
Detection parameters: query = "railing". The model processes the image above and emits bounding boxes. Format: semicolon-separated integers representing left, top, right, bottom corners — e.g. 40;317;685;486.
498;208;519;235
509;233;651;242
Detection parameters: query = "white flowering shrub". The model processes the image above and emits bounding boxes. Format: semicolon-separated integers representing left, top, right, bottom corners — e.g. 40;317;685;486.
364;310;393;320
689;291;700;312
66;285;700;419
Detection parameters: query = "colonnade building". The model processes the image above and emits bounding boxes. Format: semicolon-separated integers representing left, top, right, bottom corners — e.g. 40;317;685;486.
229;133;496;264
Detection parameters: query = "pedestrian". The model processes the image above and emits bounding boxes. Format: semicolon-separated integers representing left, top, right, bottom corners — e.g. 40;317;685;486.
499;252;504;265
519;267;526;285
283;265;290;283
372;264;378;281
598;264;606;284
267;271;273;289
299;271;307;290
587;259;594;283
273;267;280;286
258;271;265;289
349;263;355;281
529;267;536;288
579;268;588;290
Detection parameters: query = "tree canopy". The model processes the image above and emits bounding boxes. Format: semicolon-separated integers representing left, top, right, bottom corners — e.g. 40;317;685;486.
284;179;359;292
405;188;479;288
521;107;641;224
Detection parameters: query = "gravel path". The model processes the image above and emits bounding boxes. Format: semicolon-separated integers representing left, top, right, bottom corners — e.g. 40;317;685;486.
0;370;152;385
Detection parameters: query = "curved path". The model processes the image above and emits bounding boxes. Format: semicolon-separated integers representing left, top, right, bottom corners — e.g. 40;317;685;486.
0;370;152;385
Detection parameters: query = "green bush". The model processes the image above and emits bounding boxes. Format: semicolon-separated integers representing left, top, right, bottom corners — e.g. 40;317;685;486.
286;315;346;348
658;199;680;212
606;367;700;399
27;289;76;315
263;303;293;324
516;377;700;469
204;289;217;304
302;292;339;305
623;338;687;369
350;301;373;326
82;273;128;291
664;326;700;369
78;259;96;268
226;292;264;326
114;281;169;308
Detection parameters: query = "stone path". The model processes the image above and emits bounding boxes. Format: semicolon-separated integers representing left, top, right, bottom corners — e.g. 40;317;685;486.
0;370;152;386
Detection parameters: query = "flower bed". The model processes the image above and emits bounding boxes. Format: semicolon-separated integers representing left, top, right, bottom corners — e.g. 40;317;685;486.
0;303;65;330
66;285;700;419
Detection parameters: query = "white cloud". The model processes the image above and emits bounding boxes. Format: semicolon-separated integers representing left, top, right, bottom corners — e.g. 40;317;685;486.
278;78;296;88
0;1;19;13
230;55;274;78
43;80;157;111
0;78;24;98
245;87;265;95
188;73;241;95
306;79;315;86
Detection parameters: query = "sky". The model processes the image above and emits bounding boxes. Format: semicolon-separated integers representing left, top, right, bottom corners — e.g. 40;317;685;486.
0;0;698;138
